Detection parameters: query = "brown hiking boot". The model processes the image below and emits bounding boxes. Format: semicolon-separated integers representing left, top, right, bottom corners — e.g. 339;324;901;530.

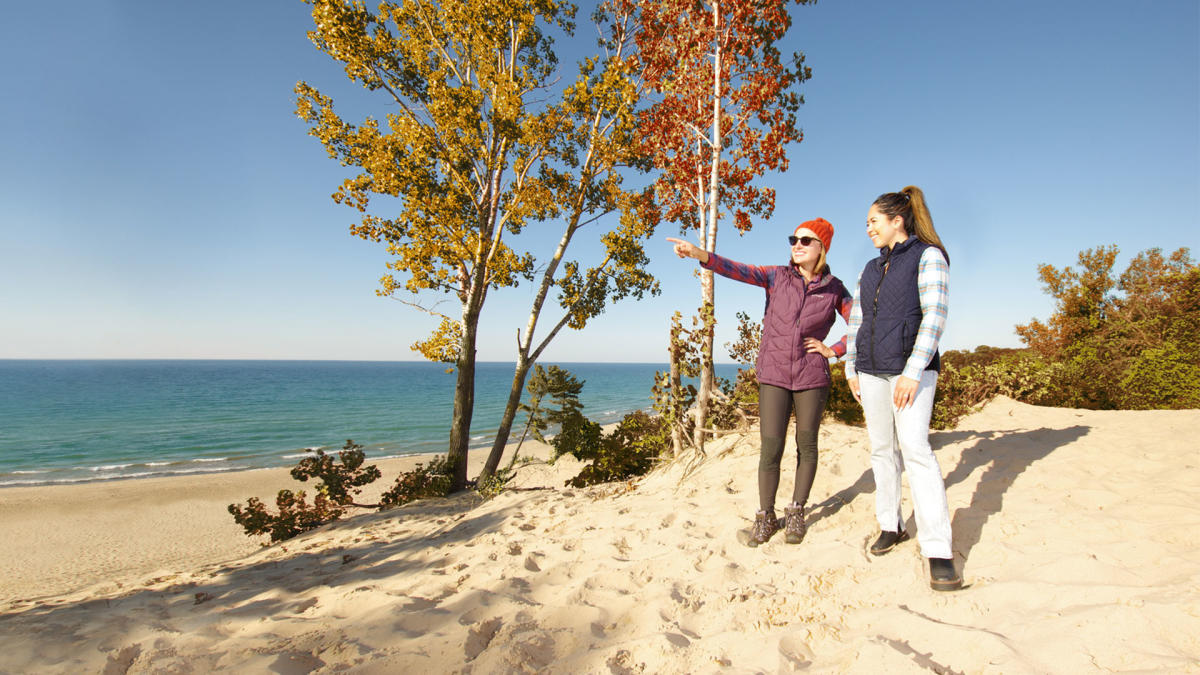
783;503;807;544
746;509;780;547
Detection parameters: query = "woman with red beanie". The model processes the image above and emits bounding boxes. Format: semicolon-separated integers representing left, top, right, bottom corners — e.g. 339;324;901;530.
667;218;852;546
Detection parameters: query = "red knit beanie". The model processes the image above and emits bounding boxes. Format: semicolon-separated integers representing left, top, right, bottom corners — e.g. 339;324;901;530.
794;218;834;251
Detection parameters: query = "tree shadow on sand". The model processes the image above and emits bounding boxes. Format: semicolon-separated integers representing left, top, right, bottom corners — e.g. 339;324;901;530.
804;425;1090;565
0;489;553;669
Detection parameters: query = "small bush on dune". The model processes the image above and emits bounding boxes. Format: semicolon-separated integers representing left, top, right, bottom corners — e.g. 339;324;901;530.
290;440;382;507
549;411;604;462
727;367;760;416
475;466;514;500
561;410;671;488
229;440;455;543
228;440;377;542
826;361;865;426
1117;341;1200;409
228;490;346;543
705;375;754;431
930;348;1065;429
378;455;454;508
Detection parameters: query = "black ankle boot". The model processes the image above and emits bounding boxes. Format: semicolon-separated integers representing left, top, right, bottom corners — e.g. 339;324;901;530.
869;522;910;556
929;558;962;591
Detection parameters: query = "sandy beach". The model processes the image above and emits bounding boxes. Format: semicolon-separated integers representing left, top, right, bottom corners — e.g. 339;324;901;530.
1;397;1198;673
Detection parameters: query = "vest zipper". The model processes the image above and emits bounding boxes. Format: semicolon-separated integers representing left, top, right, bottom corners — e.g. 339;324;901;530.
869;248;893;373
795;266;808;374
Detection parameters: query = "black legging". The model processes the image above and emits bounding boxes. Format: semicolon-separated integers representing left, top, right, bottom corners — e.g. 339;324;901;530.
757;383;829;512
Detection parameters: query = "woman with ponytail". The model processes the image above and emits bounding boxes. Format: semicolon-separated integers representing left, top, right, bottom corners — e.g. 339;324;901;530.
844;185;961;591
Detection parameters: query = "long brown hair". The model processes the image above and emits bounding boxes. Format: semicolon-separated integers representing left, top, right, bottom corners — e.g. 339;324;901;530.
872;185;949;264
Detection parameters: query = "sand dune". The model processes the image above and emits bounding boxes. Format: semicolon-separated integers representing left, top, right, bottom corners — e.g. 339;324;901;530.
1;397;1198;673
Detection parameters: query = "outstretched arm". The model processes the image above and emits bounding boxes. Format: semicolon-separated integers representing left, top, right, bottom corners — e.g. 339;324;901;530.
666;237;710;264
665;237;771;288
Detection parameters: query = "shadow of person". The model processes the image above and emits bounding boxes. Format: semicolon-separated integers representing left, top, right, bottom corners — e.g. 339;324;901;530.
805;428;999;529
938;425;1090;563
805;465;873;527
805;425;1090;568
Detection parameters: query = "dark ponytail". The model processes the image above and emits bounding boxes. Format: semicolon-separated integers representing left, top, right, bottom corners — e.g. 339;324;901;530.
872;185;949;264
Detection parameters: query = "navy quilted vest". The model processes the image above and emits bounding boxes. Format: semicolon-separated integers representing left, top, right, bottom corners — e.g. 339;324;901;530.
855;238;941;376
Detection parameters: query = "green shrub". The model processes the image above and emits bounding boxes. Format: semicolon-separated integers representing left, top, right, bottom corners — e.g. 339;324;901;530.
728;367;760;415
228;490;345;544
1116;342;1200;409
475;466;514;500
930;348;1065;428
930;361;986;430
703;376;745;430
229;441;457;542
228;439;383;543
565;410;670;488
994;350;1063;406
549;409;605;462
290;440;382;506
826;361;864;425
1016;245;1199;411
379;455;454;508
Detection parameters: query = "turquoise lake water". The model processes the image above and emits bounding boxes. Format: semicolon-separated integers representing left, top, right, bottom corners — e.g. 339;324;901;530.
0;360;743;486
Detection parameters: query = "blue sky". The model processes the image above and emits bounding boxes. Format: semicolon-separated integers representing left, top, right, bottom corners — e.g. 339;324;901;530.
2;0;1196;363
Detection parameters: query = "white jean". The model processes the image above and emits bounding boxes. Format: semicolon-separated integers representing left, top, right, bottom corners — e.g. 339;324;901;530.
858;370;953;559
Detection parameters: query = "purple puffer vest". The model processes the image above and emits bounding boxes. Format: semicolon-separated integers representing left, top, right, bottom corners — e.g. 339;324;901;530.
756;266;848;391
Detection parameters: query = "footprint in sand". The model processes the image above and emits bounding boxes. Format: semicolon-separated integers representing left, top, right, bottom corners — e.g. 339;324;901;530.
606;649;645;675
398;596;439;611
778;632;815;669
612;537;632;557
463;617;502;661
103;644;142;673
292;597;319;614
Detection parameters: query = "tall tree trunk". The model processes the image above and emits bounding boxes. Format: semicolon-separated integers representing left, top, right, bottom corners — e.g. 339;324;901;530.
480;355;532;479
447;305;481;491
479;305;577;478
446;353;475;491
693;275;715;450
693;16;723;452
478;203;593;479
669;319;684;456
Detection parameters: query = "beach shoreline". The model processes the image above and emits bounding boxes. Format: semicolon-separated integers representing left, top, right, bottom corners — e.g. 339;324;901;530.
0;440;556;604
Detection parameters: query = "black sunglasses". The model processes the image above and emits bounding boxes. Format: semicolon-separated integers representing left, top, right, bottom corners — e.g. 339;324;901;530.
788;235;821;247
